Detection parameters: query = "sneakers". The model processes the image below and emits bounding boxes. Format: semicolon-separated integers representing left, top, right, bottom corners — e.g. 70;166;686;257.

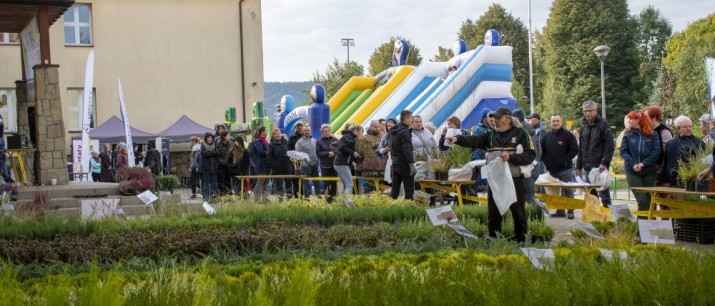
567;211;575;219
550;210;566;218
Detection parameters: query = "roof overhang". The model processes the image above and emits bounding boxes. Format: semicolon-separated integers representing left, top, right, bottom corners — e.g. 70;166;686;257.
0;0;75;33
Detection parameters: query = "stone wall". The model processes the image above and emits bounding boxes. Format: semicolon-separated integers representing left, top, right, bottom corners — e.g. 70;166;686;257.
32;65;69;185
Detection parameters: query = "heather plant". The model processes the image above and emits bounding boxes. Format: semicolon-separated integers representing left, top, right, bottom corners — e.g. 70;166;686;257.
115;167;155;195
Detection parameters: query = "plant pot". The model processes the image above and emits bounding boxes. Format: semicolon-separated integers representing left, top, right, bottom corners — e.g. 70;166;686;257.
685;179;706;192
435;171;448;181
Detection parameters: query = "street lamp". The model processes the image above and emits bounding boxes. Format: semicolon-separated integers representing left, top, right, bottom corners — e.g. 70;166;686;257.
593;45;610;120
341;38;355;63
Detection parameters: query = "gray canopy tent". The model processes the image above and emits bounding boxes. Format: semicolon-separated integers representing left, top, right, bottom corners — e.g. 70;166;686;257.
87;115;158;144
158;115;214;143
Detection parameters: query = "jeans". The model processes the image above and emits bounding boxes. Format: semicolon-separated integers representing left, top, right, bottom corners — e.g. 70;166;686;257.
524;177;538;205
552;169;575;213
334;165;353;195
300;165;320;198
626;173;656;211
201;173;218;202
582;168;612;207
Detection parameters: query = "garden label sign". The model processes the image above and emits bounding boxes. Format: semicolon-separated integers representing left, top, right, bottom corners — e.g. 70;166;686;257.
577;222;605;240
426;205;457;225
609;204;636;221
520;248;555;270
202;202;216;215
447;223;477;239
638;220;675;245
137;190;158;205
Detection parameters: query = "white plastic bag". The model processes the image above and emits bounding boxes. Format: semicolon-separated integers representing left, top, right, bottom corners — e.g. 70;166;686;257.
483;159;517;215
588;168;612;191
516;145;535;178
414;161;433;180
384;155;393;183
535;172;563;195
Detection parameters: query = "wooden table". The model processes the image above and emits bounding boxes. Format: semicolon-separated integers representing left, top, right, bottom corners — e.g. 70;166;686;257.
416;179;487;207
235;175;303;199
535;183;602;210
630;187;715;219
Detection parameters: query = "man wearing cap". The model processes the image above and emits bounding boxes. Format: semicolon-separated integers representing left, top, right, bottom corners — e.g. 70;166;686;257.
576;100;614;208
446;106;535;243
527;112;546;175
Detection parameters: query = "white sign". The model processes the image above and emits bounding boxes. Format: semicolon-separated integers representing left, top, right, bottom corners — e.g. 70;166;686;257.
202;202;216;215
609;204;636;221
2;204;16;216
447;223;477;239
705;57;715;114
520;248;555;270
79;50;95;177
19;17;40;101
599;249;628;261
81;198;120;221
426;205;458;225
638;219;675;245
577;222;605;240
137;190;158;205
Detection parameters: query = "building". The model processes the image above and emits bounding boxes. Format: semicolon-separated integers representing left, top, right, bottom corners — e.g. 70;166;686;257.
0;0;265;150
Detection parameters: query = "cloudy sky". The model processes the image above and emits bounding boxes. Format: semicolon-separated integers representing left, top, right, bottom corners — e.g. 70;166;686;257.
261;1;713;82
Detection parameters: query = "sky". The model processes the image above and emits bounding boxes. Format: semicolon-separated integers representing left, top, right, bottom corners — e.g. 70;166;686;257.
261;0;714;82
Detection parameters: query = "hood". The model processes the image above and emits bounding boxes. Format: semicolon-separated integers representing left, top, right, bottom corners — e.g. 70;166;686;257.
204;132;214;142
512;108;526;122
342;130;356;138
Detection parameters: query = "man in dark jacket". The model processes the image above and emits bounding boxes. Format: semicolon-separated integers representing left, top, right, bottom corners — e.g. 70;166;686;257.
446;106;535;243
389;110;416;200
316;124;339;202
287;123;303;197
541;115;579;218
144;139;162;176
576;100;614;207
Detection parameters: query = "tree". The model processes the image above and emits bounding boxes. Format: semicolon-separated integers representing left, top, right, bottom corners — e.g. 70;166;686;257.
309;58;364;103
367;37;422;76
635;5;672;106
458;4;529;107
648;66;678;119
432;46;453;62
540;0;640;123
662;13;715;120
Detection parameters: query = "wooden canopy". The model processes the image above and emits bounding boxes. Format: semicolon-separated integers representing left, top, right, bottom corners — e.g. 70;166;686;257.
0;0;74;33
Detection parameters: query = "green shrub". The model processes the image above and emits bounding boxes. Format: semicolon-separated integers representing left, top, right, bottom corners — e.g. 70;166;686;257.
154;175;180;192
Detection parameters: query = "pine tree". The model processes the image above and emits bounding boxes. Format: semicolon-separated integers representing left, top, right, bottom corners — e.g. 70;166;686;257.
540;0;640;124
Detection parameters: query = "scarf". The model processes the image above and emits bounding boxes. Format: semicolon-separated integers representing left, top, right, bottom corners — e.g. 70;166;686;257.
259;136;269;146
203;142;215;152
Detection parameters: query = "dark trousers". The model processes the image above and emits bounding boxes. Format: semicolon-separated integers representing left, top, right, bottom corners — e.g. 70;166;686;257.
91;172;100;182
218;166;231;195
321;167;338;202
391;164;414;200
190;168;200;195
487;178;527;243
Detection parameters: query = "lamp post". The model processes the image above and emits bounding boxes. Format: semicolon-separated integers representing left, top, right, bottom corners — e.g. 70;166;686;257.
341;38;355;63
593;45;610;120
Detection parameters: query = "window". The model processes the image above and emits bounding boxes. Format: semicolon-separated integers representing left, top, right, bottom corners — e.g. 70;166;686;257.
0;33;19;45
0;89;17;133
64;4;93;45
67;88;96;131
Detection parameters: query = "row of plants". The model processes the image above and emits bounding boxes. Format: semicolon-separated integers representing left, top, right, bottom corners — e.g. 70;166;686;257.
0;247;713;305
0;195;545;240
0;217;555;264
116;167;180;195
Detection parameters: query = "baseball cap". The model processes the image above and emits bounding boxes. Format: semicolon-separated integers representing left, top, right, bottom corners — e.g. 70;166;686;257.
526;113;541;120
489;106;512;118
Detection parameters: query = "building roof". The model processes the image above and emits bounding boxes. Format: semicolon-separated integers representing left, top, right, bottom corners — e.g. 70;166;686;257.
159;115;214;143
0;0;74;33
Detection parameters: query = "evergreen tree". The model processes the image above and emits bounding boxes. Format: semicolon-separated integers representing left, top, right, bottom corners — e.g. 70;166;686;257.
310;58;364;102
540;0;640;124
458;4;529;108
636;5;672;107
662;13;715;120
367;37;422;76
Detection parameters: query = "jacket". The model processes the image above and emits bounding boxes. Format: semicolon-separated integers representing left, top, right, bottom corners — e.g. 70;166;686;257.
577;116;614;171
411;128;436;157
389;122;414;166
190;144;201;170
144;148;162;175
229;150;251;176
199;142;219;174
454;125;535;178
334;130;357;166
316;136;339;168
541;128;578;175
216;138;233;166
661;135;705;186
296;136;318;167
249;139;269;174
620;129;660;176
266;138;292;174
288;131;301;150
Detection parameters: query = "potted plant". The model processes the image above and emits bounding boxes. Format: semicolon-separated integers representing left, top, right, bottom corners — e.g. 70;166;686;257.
155;175;180;193
449;145;472;169
675;146;710;192
116;167;156;195
429;152;452;181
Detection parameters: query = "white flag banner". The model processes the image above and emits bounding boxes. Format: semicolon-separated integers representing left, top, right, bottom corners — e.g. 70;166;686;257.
118;78;136;167
79;49;95;178
706;57;715;115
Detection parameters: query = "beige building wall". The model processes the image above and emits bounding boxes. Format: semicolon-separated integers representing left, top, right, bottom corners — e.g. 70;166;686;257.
0;0;264;148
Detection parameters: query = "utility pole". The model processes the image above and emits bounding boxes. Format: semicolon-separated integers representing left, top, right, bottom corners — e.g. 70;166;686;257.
341;38;355;63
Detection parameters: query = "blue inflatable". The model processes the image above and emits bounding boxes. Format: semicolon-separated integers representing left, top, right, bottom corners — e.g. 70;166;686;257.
308;84;330;139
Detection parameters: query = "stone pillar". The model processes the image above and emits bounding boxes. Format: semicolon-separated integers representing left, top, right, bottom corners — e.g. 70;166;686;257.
33;64;69;185
14;80;36;184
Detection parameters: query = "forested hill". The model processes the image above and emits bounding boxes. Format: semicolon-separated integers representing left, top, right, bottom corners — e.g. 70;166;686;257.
264;81;312;112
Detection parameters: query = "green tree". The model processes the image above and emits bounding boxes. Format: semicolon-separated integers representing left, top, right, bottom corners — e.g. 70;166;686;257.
540;0;640;124
648;65;678;119
432;46;454;62
458;4;529;107
635;5;673;106
367;37;422;76
309;58;364;103
662;13;715;120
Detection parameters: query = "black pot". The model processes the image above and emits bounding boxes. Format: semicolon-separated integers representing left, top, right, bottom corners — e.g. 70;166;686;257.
685;179;706;192
435;171;448;181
